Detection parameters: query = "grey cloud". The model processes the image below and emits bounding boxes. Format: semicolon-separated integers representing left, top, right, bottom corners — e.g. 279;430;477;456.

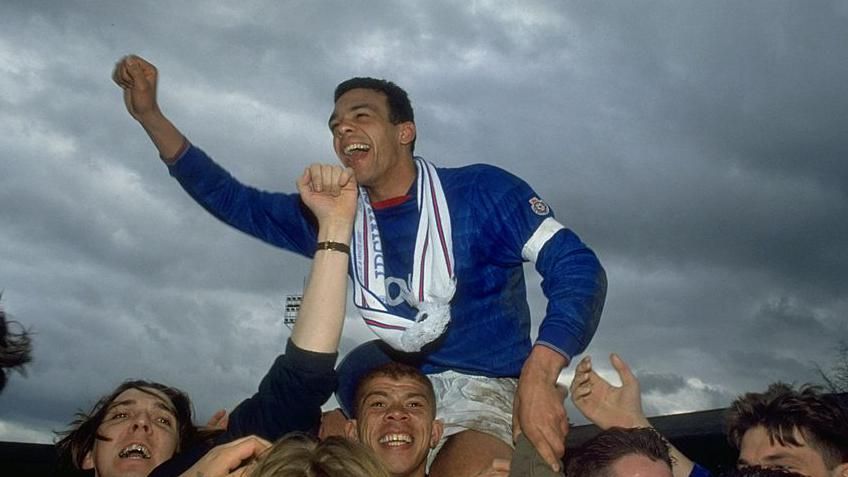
637;371;688;395
720;349;820;391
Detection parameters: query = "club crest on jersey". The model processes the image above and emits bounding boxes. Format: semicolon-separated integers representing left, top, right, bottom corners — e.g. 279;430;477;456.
529;197;550;216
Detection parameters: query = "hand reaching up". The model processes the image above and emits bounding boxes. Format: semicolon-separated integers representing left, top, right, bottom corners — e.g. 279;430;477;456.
570;353;650;429
571;355;697;477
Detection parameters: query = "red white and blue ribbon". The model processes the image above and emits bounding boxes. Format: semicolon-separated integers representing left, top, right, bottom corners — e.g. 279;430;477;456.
351;158;456;352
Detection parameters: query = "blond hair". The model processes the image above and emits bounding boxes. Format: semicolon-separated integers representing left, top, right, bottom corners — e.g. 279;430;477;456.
249;433;390;477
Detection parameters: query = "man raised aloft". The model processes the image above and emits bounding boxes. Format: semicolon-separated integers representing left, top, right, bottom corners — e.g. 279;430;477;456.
113;54;607;476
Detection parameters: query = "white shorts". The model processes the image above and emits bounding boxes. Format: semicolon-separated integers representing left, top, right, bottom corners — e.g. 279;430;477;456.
427;370;517;468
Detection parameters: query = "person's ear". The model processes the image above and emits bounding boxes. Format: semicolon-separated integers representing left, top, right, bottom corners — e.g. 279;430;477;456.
82;450;95;470
398;122;416;147
345;419;360;442
429;419;444;448
834;462;848;477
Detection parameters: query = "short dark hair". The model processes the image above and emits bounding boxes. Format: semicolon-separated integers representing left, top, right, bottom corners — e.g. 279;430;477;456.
726;382;848;469
0;297;32;393
334;77;416;152
353;362;436;419
55;380;197;470
566;427;672;477
720;465;807;477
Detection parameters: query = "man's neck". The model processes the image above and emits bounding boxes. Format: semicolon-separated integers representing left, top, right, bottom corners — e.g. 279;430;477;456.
367;157;416;203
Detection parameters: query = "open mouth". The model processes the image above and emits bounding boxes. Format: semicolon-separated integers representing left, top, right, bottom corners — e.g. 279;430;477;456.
118;443;151;459
343;143;371;156
378;433;413;447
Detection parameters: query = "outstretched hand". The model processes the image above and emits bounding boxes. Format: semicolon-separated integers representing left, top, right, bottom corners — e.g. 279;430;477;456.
112;55;160;122
572;355;697;477
569;353;649;429
296;164;358;226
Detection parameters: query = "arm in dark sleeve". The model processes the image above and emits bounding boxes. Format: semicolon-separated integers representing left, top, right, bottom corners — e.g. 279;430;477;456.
149;339;338;477
167;143;319;257
224;339;338;440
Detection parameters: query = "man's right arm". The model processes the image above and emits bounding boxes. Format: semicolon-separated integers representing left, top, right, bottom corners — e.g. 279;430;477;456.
113;55;317;255
167;145;318;255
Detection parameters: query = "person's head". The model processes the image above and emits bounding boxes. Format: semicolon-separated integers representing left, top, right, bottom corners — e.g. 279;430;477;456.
56;380;197;477
329;78;417;196
249;433;390;477
726;383;848;477
566;427;673;477
0;297;32;393
333;78;415;140
345;362;443;477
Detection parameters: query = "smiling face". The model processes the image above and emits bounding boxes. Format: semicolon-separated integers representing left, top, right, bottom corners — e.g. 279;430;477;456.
329;88;416;201
346;376;443;477
82;387;180;477
738;426;847;477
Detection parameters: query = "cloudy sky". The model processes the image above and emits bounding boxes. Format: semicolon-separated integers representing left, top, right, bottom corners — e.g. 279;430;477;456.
1;1;846;444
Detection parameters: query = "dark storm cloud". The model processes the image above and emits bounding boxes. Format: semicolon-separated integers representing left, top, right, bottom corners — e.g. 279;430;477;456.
551;1;848;295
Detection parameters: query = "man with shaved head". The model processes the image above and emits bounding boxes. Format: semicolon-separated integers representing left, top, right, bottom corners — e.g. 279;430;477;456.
345;362;444;477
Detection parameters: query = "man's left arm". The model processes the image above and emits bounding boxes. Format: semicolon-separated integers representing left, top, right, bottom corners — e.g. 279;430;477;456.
516;226;607;471
471;165;606;471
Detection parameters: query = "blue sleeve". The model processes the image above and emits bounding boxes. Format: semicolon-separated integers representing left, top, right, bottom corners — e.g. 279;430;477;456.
167;144;318;257
473;165;606;361
534;228;606;360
